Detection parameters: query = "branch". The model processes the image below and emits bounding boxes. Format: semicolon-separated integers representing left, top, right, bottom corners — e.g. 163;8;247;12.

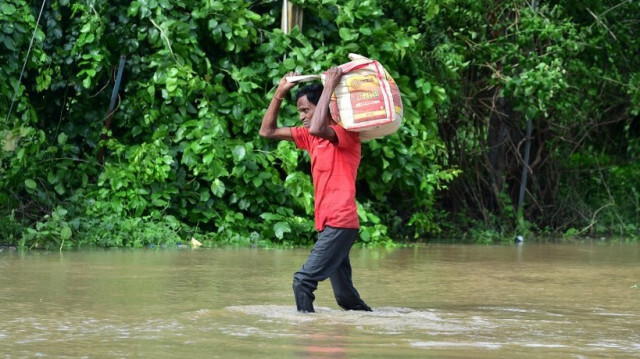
149;18;180;65
575;203;614;236
599;0;633;17
586;8;618;41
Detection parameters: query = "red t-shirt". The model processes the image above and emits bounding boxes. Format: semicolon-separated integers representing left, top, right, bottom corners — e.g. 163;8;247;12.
291;125;361;231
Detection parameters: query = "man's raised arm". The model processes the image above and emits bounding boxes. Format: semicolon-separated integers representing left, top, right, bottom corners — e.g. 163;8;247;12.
308;67;342;144
259;71;298;141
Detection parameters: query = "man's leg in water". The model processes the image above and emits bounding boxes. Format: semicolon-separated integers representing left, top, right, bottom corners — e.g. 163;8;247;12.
330;254;372;311
292;226;368;313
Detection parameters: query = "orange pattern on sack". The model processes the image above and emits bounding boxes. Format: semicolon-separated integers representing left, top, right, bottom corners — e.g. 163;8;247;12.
345;74;388;123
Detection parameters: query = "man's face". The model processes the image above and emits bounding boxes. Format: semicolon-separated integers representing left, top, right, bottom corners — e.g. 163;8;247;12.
296;95;315;128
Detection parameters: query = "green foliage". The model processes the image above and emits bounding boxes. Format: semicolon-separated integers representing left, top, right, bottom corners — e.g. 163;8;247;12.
14;202;185;249
2;0;637;249
19;206;74;250
422;0;640;239
1;0;459;249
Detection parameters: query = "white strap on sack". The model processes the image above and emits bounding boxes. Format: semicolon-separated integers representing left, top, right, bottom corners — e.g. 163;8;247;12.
286;74;322;83
348;53;368;61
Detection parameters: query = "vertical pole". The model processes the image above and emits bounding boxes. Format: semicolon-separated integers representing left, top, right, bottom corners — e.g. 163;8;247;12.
281;0;303;34
281;0;303;61
281;0;289;33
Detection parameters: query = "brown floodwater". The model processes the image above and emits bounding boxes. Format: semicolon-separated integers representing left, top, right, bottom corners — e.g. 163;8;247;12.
1;242;639;358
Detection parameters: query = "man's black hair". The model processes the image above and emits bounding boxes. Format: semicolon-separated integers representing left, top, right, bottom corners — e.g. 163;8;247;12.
295;83;324;105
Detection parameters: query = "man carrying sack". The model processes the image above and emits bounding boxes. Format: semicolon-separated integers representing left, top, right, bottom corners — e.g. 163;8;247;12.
259;67;372;313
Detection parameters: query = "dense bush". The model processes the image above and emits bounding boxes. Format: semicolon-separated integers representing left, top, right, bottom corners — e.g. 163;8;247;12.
1;0;638;248
407;0;640;241
1;0;455;248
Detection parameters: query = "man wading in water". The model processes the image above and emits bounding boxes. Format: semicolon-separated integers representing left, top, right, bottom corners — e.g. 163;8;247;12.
259;67;372;313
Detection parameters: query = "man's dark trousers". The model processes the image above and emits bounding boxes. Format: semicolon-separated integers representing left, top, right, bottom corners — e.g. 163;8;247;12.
292;226;371;313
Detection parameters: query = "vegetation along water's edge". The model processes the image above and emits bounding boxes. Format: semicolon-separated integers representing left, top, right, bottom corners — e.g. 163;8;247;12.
1;1;638;249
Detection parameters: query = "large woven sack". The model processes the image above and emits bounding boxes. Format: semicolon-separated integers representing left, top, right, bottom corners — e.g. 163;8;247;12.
287;54;403;140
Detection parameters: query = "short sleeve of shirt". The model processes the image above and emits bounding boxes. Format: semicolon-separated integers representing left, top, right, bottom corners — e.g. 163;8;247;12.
291;127;311;151
292;126;359;149
330;125;360;149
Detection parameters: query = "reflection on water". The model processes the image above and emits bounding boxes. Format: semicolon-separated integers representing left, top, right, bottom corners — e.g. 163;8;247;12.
0;243;639;358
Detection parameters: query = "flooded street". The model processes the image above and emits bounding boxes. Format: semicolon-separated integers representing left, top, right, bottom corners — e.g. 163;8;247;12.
1;243;639;358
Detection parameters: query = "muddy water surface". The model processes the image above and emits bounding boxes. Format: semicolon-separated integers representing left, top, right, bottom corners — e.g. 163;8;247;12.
1;243;639;358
